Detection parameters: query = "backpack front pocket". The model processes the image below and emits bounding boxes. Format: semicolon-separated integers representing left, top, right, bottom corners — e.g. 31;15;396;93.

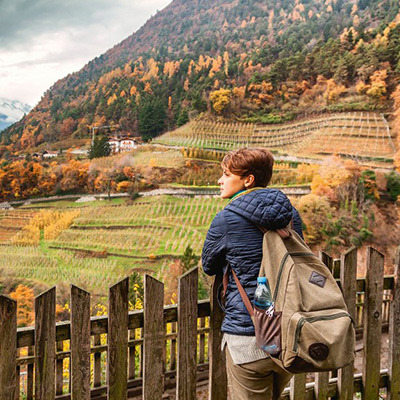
254;306;282;357
284;310;355;373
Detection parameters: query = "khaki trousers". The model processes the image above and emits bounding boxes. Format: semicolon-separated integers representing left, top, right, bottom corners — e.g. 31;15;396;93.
226;348;292;400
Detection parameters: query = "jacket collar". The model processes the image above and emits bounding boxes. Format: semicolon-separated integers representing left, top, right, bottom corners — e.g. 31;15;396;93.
227;187;264;205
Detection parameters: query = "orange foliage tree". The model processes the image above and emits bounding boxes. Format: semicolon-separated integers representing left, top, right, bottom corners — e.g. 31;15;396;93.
10;284;35;327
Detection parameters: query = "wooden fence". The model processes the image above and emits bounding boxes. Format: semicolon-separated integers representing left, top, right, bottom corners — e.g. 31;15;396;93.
0;246;399;399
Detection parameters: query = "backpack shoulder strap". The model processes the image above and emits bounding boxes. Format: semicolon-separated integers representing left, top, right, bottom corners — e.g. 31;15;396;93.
223;264;254;318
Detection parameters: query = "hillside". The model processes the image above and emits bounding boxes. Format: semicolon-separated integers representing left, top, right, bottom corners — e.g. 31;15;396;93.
1;0;400;153
155;111;396;164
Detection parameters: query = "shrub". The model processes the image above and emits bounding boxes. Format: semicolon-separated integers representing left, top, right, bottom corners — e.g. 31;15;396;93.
386;171;400;201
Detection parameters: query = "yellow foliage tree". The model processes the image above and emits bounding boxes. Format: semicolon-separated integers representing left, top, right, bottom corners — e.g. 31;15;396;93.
130;86;137;96
323;79;346;104
210;88;231;114
356;80;369;94
223;51;230;76
107;93;117;106
366;70;387;100
296;194;333;244
209;56;222;78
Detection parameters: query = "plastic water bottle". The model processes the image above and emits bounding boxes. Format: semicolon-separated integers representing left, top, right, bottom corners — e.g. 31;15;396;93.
254;277;273;311
254;277;278;354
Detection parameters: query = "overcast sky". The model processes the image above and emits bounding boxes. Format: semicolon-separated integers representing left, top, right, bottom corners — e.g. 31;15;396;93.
0;0;171;107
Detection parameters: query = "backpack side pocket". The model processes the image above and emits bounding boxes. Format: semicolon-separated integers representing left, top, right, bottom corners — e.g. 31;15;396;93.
254;307;282;357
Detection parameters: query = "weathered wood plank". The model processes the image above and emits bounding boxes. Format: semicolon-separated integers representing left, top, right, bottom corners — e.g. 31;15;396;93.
143;275;164;400
177;267;198;400
93;334;102;387
0;295;18;400
338;247;357;400
56;341;64;395
362;247;384;400
35;287;56;400
388;246;400;400
333;259;341;279
108;277;129;400
170;323;177;371
290;374;306;400
313;251;333;400
199;318;206;364
319;251;333;273
314;373;329;400
70;285;91;400
27;346;34;400
208;274;227;400
128;330;136;379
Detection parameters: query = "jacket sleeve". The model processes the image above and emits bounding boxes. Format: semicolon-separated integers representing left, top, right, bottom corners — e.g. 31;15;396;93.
201;211;227;276
292;207;304;239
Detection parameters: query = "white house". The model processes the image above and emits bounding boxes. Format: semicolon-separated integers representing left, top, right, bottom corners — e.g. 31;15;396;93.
42;151;58;159
107;137;138;154
108;137;121;153
119;138;137;152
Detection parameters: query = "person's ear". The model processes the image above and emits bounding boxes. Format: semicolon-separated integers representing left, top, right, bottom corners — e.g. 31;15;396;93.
244;174;255;188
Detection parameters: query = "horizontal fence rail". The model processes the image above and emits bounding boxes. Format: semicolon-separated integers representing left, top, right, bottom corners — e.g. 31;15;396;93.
0;246;399;399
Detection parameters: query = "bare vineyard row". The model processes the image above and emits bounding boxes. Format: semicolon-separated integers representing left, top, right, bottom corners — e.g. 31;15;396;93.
155;112;396;160
56;198;225;256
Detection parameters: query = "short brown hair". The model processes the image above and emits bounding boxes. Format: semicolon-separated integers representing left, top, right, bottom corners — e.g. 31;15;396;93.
222;148;274;187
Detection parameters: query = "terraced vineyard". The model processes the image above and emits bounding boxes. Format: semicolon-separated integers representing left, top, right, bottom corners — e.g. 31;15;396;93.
52;197;225;256
0;210;37;243
0;197;226;294
155;112;396;162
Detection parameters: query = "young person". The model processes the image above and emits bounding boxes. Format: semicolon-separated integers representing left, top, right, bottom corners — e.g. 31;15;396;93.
202;148;303;400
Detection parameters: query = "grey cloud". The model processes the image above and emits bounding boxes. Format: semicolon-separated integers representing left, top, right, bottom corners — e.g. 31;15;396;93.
0;0;170;51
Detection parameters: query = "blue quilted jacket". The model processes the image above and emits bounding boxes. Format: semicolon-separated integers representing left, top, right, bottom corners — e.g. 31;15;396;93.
202;188;303;335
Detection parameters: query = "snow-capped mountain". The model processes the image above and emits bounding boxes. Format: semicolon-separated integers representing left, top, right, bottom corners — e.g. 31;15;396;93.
0;98;31;131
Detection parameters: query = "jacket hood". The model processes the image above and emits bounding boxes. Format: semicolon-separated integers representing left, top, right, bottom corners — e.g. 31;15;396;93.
225;188;293;230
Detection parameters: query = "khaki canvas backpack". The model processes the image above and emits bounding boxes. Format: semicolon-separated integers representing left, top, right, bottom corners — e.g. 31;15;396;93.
228;228;356;373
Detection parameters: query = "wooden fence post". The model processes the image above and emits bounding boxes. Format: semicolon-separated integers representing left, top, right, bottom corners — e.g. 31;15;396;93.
362;247;384;400
314;251;333;400
70;285;91;400
108;277;129;400
208;273;227;400
27;346;34;400
290;375;306;400
338;247;357;400
388;247;400;400
0;295;18;400
35;287;56;400
143;275;164;400
177;267;198;400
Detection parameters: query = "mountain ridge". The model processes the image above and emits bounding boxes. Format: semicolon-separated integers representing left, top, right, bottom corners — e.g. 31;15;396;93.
1;0;400;151
0;98;31;132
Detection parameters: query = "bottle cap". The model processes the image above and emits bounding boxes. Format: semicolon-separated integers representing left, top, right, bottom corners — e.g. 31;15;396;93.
257;277;267;283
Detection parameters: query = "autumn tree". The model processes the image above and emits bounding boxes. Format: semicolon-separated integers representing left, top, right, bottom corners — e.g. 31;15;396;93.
366;69;388;100
210;88;231;114
323;79;346;104
10;284;35;327
94;168;117;200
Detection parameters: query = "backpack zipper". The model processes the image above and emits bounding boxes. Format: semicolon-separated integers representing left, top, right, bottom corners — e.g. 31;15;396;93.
293;312;352;352
273;251;316;302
